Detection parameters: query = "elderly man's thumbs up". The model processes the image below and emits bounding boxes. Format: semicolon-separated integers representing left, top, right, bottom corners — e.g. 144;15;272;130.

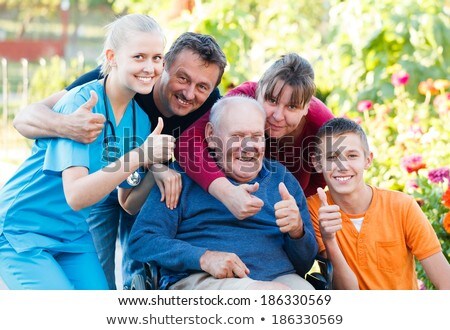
275;182;304;239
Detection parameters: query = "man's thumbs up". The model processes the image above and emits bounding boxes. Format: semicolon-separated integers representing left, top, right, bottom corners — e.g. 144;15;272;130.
83;90;98;112
279;182;292;201
275;182;303;239
66;90;105;144
317;187;329;207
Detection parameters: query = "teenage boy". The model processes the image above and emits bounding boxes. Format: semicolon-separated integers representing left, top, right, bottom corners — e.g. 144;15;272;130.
307;117;450;289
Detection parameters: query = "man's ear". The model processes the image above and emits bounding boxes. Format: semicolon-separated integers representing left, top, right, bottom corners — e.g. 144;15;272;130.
105;49;116;67
205;122;216;149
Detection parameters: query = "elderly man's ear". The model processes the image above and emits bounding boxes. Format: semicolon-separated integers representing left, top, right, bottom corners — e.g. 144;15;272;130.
205;122;218;150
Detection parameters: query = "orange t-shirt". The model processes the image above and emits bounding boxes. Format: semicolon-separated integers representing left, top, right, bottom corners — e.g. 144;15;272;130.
307;186;442;289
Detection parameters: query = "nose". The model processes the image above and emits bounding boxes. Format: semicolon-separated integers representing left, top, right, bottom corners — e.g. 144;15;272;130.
182;84;196;100
272;105;284;122
143;60;155;75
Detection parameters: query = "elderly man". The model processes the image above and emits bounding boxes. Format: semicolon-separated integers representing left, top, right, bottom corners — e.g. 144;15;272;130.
128;96;318;290
12;32;227;290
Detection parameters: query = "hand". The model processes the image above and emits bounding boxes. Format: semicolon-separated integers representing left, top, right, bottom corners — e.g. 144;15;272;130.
150;164;182;210
275;182;304;239
141;117;176;166
317;187;342;240
199;251;250;279
213;180;264;220
65;90;106;143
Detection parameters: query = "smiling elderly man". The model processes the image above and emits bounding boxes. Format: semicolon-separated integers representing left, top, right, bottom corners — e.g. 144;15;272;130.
128;96;318;290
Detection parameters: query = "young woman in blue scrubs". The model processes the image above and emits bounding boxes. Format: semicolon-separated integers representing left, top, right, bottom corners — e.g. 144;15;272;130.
0;14;175;289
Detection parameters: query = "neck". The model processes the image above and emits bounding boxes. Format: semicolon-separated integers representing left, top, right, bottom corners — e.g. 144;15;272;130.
330;184;373;215
153;79;173;118
105;73;135;121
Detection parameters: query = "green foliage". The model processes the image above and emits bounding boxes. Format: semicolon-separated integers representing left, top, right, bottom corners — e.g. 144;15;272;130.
318;0;450;114
28;56;92;103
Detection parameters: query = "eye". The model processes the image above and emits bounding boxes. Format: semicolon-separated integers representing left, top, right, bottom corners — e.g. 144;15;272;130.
178;76;187;83
348;154;359;158
267;97;277;105
134;54;144;60
153;55;163;62
198;84;208;92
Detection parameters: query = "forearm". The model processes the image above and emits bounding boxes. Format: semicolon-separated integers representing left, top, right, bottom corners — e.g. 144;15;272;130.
119;171;156;215
421;252;450;289
64;149;142;210
13;90;67;139
284;229;318;276
323;239;359;290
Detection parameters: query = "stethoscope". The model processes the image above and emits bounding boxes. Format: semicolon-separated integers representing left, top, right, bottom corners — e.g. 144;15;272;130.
102;74;141;187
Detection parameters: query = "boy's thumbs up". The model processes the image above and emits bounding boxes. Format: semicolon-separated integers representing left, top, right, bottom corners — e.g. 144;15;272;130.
279;182;292;201
317;187;329;207
150;117;164;136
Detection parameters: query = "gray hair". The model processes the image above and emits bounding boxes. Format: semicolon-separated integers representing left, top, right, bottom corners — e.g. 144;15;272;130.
209;95;266;130
100;14;165;76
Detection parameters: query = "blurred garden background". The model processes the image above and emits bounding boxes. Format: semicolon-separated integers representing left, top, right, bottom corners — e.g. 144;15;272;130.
0;0;449;289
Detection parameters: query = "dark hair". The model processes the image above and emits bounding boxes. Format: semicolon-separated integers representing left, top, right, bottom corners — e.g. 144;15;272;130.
164;32;227;87
256;53;316;109
314;117;370;157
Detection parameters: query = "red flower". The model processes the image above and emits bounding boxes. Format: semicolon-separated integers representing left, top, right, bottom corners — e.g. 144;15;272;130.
401;154;426;174
391;70;410;87
443;212;450;234
357;100;373;112
443;188;450;209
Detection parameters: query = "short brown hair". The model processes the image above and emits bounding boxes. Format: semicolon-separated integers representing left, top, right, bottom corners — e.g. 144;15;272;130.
256;53;315;109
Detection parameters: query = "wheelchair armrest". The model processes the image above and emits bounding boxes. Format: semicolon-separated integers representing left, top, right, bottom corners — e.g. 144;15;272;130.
305;255;333;290
144;261;160;290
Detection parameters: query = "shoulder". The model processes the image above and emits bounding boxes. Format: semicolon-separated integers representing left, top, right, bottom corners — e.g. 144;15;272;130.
306;97;334;128
226;81;257;98
55;80;101;113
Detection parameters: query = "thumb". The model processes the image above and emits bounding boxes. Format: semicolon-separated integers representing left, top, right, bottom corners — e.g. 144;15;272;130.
243;182;259;194
278;182;291;201
317;187;329;207
150;117;164;136
83;90;98;111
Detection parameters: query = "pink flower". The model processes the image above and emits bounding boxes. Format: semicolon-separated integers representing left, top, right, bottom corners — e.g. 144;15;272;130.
401;154;426;173
391;70;410;86
357;100;373;112
433;93;450;115
405;179;419;190
428;167;450;184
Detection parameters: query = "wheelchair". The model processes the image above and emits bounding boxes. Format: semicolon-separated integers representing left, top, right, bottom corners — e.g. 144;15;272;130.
131;255;333;290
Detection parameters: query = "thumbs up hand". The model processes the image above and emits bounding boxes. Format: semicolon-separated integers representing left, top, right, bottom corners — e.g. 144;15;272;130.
275;182;304;239
141;117;176;166
67;90;106;144
317;188;342;240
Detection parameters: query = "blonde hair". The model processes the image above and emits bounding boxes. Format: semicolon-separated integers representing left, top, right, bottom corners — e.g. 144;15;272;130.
99;14;165;76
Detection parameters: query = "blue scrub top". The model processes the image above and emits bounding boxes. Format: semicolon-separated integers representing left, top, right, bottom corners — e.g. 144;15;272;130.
0;80;150;253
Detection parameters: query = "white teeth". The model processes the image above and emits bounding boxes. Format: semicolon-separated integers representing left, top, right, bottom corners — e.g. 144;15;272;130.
335;176;351;182
176;96;189;105
137;76;152;83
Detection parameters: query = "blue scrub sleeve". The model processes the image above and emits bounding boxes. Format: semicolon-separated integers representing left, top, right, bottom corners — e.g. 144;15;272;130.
43;138;90;176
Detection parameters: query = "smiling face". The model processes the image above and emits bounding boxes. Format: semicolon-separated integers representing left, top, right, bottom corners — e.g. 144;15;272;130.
257;81;309;138
155;49;221;117
108;31;165;97
206;98;266;183
316;132;373;197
